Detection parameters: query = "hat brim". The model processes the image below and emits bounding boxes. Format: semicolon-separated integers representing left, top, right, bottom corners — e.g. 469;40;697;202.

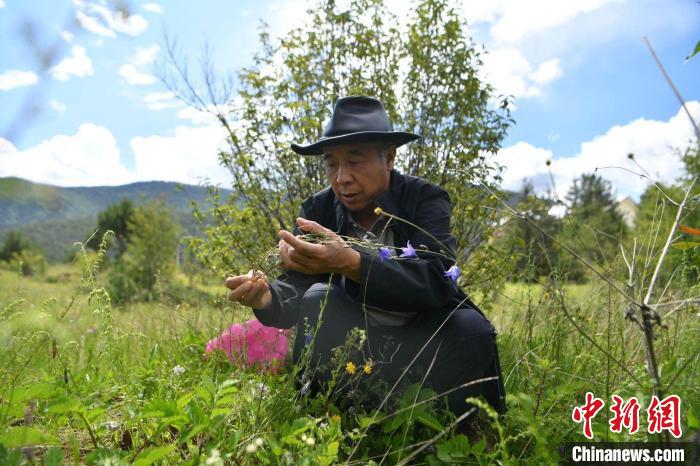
291;131;421;156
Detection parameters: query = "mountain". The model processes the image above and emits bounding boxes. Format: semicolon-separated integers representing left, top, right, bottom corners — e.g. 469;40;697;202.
0;177;230;261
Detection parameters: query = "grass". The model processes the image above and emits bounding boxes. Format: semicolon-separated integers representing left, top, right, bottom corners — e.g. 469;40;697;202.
0;256;698;464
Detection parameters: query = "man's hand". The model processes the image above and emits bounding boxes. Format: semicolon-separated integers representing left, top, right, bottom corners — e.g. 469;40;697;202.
278;218;361;282
224;270;273;309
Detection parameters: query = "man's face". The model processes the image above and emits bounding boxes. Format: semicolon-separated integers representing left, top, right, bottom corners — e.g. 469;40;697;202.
322;142;395;214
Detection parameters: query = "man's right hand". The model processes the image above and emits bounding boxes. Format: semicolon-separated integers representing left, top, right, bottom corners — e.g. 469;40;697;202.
224;270;273;310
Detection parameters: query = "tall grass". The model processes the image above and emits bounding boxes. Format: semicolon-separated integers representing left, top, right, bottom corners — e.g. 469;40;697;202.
0;191;698;465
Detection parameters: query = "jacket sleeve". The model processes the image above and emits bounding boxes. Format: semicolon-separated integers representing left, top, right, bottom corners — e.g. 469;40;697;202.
252;202;329;329
346;183;460;314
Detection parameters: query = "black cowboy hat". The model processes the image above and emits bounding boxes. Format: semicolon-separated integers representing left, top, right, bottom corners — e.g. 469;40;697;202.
291;96;421;156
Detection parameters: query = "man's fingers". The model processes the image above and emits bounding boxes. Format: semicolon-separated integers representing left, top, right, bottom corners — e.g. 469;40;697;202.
224;275;249;290
242;281;266;307
228;280;253;301
279;230;323;256
296;217;331;234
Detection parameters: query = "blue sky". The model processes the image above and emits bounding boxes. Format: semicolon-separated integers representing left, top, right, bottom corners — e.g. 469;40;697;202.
0;0;699;201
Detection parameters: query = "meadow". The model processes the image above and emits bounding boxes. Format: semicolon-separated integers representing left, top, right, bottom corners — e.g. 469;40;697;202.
1;245;698;464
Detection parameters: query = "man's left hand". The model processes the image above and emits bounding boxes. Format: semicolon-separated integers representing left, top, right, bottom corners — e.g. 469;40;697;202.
278;218;361;281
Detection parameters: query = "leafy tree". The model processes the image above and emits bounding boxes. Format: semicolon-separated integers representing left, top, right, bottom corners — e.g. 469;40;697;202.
499;181;561;282
558;173;628;281
89;198;134;257
108;201;179;302
167;0;513;302
0;230;45;276
0;231;34;261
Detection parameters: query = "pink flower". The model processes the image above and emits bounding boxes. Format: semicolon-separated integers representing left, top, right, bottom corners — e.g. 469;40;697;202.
205;319;289;374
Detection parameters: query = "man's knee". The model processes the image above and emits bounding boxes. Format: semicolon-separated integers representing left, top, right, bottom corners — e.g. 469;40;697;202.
299;283;356;321
444;307;495;339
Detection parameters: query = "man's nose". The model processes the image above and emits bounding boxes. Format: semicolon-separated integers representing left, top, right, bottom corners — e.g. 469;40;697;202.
335;164;353;184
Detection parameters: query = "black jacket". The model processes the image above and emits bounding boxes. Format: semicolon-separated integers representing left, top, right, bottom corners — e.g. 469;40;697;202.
254;170;482;328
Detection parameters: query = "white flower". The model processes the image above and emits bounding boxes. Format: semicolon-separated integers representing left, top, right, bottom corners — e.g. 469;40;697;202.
104;420;119;431
172;365;185;375
254;437;264;447
205;448;223;466
245;443;257;454
305;436;315;446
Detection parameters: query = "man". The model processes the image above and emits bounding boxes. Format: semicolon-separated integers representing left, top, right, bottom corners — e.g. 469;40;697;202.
225;96;506;419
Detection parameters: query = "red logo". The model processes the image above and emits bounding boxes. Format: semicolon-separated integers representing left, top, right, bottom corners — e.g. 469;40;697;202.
572;392;605;439
647;395;682;438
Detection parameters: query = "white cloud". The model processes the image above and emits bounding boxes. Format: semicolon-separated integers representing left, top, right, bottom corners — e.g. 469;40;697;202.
130;125;230;185
143;91;182;111
74;0;148;38
119;45;160;86
49;99;67;113
494;102;700;201
176;107;219;126
481;48;562;99
119;64;157;85
131;45;160;65
60;30;75;44
143;3;163;14
76;9;116;37
50;45;94;81
0;124;134;186
530;58;563;85
0;69;39;91
462;0;617;43
0;122;231;187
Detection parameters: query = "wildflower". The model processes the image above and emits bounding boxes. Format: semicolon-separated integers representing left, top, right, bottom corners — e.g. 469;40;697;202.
254;437;264;447
304;333;313;346
206;449;223;466
104;420;119;431
301;434;315;446
345;361;357;374
172;365;185;376
378;247;392;262
363;361;373;374
245;443;257;454
331;414;341;423
400;241;416;258
444;265;460;282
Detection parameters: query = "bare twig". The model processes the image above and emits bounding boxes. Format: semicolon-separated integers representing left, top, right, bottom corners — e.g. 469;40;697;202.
643;36;700;139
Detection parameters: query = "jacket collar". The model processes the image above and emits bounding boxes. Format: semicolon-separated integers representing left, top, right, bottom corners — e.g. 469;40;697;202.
333;170;403;232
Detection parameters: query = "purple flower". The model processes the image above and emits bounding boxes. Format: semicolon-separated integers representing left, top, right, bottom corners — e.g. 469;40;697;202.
304;333;313;346
400;241;416;258
444;265;460;282
378;247;392;262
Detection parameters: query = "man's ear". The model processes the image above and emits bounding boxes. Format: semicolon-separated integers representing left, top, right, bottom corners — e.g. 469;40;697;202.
385;145;396;171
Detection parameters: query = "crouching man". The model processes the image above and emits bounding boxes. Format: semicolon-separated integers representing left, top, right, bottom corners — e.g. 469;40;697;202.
225;96;506;420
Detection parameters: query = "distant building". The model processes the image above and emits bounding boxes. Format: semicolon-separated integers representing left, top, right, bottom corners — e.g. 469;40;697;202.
616;197;639;228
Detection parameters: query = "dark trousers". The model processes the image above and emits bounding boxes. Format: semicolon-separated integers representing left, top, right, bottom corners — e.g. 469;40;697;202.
292;283;506;419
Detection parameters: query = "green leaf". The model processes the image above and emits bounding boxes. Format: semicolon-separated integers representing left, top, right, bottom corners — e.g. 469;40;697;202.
688;404;699;429
47;399;81;414
414;411;444;432
670;241;700;250
133;445;176;466
43;447;65;466
0;427;60;448
686;40;700;61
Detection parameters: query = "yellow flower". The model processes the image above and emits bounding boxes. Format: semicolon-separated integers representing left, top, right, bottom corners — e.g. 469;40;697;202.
363;361;373;374
345;361;357;374
331;414;341;423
